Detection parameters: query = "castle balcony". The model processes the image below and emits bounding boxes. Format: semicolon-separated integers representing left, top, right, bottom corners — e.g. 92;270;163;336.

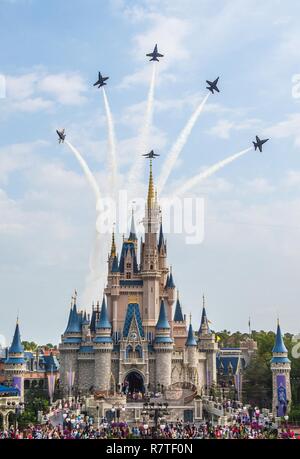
123;358;145;365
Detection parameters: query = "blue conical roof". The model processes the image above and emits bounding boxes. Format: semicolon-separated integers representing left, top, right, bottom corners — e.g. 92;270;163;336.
111;255;119;273
186;323;197;346
272;323;288;354
199;306;210;334
97;296;111;329
9;322;24;354
158;223;165;251
65;304;81;333
156;299;170;329
174;298;184;322
168;271;175;289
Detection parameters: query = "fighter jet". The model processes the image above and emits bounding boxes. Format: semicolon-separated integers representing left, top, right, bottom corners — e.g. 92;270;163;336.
56;129;66;144
146;44;164;62
143;150;160;159
253;135;269;153
93;71;109;88
206;77;220;94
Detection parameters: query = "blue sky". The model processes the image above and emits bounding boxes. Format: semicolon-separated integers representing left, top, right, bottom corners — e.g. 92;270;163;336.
1;0;300;344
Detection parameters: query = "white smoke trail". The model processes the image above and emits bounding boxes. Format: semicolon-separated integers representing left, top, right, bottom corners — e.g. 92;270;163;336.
128;63;157;194
64;140;104;304
65;140;101;205
158;92;210;195
102;88;117;193
175;147;252;196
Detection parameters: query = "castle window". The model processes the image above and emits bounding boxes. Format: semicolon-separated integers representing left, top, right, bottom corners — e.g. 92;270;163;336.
126;263;131;269
135;345;143;359
150;264;153;270
126;345;133;359
126;272;132;279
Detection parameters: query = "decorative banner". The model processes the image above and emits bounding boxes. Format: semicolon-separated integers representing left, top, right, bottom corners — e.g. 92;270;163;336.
67;369;75;393
234;373;240;399
12;376;23;398
47;373;56;402
277;374;287;417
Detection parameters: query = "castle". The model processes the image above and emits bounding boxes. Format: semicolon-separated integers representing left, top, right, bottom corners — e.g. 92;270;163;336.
59;159;219;397
0;159;292;425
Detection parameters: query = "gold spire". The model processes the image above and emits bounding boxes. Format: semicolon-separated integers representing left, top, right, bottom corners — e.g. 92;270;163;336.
147;159;155;208
111;228;116;257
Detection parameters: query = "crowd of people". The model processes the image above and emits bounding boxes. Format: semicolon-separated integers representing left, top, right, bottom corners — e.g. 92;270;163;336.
0;419;298;439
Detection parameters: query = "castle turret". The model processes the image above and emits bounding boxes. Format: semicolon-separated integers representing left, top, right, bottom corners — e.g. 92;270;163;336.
4;320;26;400
271;320;291;417
94;295;113;392
186;318;197;368
154;299;173;389
197;296;218;386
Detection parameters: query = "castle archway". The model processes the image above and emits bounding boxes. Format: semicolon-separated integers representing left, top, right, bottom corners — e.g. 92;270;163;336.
123;370;145;394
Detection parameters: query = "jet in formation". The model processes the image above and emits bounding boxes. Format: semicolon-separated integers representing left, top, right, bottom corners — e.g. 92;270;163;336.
146;44;164;62
206;77;220;94
93;71;109;88
143;150;160;159
56;129;66;143
253;135;269;152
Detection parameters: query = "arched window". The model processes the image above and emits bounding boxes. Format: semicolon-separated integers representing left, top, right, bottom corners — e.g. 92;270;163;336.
126;345;133;359
135;345;143;359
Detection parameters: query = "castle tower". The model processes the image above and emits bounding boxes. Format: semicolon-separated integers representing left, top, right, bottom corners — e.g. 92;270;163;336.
154;299;173;389
59;297;82;396
186;317;197;368
141;158;161;329
271;320;291;417
94;295;113;392
4;320;26;401
198;296;218;386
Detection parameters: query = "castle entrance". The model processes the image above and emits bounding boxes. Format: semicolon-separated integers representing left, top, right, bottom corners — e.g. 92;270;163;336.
123;371;145;395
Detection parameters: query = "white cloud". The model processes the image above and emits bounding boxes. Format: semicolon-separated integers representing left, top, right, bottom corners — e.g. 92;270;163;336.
4;70;88;113
38;73;87;105
207;118;261;139
266;113;300;146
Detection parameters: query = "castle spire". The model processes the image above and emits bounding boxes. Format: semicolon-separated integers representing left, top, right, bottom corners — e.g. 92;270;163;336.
272;320;288;356
156;299;171;330
147;159;155;209
199;295;210;335
173;291;184;322
129;208;137;241
9;320;24;355
110;228;116;258
97;295;111;329
186;319;197;347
